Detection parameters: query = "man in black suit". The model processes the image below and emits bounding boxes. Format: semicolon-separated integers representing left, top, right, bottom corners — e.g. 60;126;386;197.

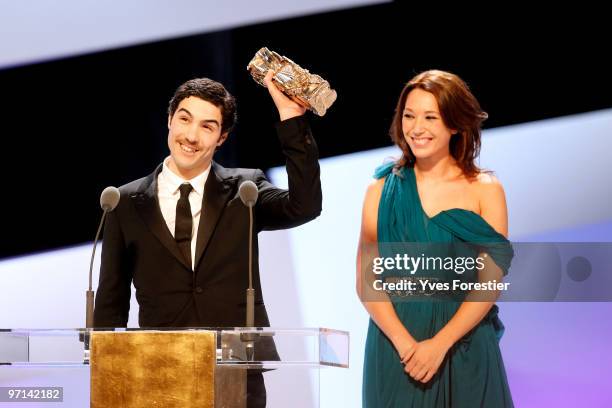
93;71;322;407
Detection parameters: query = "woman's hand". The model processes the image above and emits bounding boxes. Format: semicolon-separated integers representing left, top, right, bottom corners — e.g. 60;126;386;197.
401;337;450;383
393;335;417;363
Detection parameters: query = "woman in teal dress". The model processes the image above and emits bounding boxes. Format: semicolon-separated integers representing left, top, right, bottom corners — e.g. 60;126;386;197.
358;70;514;407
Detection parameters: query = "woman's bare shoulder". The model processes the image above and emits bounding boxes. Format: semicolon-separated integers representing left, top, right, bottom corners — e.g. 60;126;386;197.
474;172;505;198
361;177;386;242
367;177;386;193
474;172;508;237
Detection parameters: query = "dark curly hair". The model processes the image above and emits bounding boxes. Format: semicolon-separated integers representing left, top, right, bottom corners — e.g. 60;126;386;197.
168;78;237;134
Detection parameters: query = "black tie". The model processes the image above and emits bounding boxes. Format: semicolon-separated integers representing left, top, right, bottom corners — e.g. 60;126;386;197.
175;183;193;268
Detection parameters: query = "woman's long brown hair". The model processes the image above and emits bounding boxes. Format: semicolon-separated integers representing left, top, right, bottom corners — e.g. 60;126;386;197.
390;70;488;178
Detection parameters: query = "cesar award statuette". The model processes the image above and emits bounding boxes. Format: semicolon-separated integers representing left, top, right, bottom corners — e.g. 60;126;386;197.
247;47;337;116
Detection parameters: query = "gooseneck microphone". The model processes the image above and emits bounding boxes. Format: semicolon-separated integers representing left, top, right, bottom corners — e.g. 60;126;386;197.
238;180;259;328
238;181;260;361
86;186;120;328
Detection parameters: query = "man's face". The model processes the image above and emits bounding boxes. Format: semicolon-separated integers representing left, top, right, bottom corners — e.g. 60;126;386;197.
167;96;227;179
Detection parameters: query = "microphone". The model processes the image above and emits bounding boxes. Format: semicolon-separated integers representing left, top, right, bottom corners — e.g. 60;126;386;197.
238;181;259;360
100;186;120;212
239;180;258;208
238;181;258;328
86;187;120;328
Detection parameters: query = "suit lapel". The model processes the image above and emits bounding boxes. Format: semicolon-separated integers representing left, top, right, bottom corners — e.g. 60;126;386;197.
131;164;191;270
194;162;237;270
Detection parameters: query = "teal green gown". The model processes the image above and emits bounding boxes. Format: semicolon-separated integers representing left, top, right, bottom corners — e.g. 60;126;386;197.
363;163;514;407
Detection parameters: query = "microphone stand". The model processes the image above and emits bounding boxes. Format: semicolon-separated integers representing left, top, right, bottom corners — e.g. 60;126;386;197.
240;202;260;361
81;209;109;356
87;210;108;328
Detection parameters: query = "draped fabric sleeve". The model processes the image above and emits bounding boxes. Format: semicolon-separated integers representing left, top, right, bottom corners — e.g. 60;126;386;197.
431;210;514;340
373;161;396;179
432;209;514;275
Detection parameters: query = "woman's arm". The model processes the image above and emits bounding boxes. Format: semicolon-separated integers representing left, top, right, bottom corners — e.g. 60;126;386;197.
434;175;508;346
404;176;509;383
357;178;417;358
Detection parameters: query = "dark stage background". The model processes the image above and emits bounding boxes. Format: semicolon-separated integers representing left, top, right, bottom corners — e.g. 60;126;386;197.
0;2;609;258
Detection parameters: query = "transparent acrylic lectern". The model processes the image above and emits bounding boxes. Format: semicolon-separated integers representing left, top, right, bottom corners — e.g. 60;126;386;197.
0;328;348;407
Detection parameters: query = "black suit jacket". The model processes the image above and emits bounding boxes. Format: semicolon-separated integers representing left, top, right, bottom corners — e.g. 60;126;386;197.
93;116;321;332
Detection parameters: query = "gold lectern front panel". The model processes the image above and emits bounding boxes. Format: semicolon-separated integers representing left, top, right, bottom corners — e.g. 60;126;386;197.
90;331;215;408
